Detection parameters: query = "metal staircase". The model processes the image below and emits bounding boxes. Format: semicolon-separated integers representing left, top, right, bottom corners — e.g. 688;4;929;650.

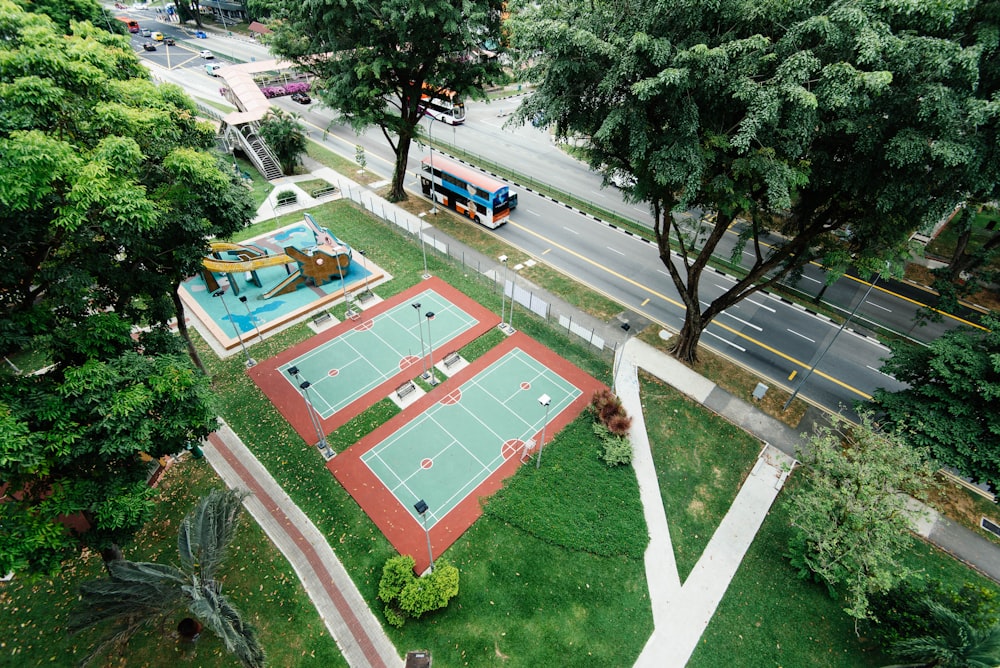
227;123;284;181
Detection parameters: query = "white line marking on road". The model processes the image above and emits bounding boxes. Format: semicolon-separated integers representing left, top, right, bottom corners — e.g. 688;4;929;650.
745;298;776;313
866;300;892;313
866;365;896;379
705;330;746;352
607;246;626;256
526;210;541;217
657;269;670;277
723;312;763;331
562;226;579;235
787;329;816;343
803;276;822;284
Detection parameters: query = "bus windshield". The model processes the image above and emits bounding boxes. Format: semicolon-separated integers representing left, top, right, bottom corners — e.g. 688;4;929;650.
420;85;466;125
419;156;517;229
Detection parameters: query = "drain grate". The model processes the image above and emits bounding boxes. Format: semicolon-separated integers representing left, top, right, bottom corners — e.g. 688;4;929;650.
981;517;1000;538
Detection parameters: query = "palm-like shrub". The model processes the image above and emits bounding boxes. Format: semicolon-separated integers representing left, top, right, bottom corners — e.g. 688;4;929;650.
69;489;265;668
887;599;1000;668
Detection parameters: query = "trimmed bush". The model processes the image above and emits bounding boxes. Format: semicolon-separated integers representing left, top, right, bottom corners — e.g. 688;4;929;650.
590;389;633;464
377;555;460;627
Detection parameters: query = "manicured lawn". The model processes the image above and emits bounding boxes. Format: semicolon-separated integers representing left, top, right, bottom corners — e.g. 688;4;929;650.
639;372;762;580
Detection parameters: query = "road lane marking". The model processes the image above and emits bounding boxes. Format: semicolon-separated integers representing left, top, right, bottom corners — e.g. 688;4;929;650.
787;329;816;343
507;219;874;399
562;226;579;235
607;246;625;256
641;298;650;306
526;210;541;216
803;275;822;284
866;300;892;313
723;312;763;331
745;298;776;313
706;330;746;352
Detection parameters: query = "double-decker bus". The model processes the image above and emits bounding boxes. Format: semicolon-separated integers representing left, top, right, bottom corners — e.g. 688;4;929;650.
419;156;517;229
116;16;140;33
420;84;466;125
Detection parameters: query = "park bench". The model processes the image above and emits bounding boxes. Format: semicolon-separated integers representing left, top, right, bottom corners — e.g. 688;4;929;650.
312;311;333;327
356;290;376;304
396;380;417;401
443;351;462;369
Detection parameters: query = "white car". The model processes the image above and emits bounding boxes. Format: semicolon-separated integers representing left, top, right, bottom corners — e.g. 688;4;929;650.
199;50;214;59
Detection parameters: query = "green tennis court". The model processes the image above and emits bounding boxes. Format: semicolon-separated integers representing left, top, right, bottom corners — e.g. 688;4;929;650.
361;347;582;527
277;287;478;418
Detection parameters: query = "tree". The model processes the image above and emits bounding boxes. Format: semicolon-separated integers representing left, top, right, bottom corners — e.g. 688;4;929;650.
377;554;460;627
511;0;1000;362
258;0;506;201
872;315;1000;494
259;108;307;175
171;0;205;29
0;3;251;577
69;489;266;668
885;600;1000;668
787;413;936;622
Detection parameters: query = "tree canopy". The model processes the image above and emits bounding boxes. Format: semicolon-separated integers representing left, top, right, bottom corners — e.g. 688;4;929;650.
872;315;1000;493
0;1;252;577
258;0;506;200
511;0;1000;362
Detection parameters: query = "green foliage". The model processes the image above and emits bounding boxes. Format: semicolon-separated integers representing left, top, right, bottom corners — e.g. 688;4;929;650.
259;108;308;174
873;315;1000;492
787;412;937;621
590;388;633;465
889;600;1000;668
377;555;460;627
266;0;506;199
70;488;266;668
593;421;633;466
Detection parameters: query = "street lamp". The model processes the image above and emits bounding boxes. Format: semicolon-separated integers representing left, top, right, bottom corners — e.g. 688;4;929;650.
287;366;333;459
426;118;438;215
213;289;256;368
782;269;884;411
536;394;552;469
238;295;263;344
425;311;438;385
412;302;428;378
508;264;520;332
337;261;351;318
498;255;508;326
358;249;373;299
413;499;435;573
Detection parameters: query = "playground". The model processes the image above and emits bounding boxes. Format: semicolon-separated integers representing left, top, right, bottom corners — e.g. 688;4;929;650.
179;213;385;353
328;333;603;573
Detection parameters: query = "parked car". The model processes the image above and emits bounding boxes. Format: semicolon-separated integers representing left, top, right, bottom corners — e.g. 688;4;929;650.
142;42;156;51
199;50;214;59
291;92;312;104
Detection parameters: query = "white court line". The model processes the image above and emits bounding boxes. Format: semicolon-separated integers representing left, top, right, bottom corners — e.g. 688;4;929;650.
866;300;892;313
786;329;816;343
705;330;746;352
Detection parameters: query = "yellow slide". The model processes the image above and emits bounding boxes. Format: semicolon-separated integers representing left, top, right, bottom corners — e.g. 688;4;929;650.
202;243;293;274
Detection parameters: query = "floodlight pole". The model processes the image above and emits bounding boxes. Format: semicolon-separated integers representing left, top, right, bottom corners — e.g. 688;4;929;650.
509;265;520;332
412;302;428;378
238;295;263;344
425;311;438;385
287;366;333;458
359;249;372;298
213;289;256;368
498;255;508;325
337;261;350;318
536;394;552;469
414;499;435;573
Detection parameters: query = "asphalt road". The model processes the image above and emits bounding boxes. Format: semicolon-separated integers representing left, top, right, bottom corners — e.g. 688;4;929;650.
137;41;991;415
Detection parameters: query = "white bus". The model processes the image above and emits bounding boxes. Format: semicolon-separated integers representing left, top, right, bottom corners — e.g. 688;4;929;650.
420;85;466;125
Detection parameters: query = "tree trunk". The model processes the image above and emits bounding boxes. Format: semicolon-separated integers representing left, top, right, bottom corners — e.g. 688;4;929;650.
172;286;206;375
388;128;413;202
177;617;202;641
101;544;123;575
947;226;973;281
671;309;705;364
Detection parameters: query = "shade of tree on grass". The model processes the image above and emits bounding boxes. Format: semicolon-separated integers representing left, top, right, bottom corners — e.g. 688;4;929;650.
253;0;507;201
0;0;254;577
510;0;1000;362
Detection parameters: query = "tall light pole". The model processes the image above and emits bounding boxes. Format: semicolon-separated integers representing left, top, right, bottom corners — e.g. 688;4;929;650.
287;366;333;459
337;261;350;318
412;302;428;379
782;270;884;411
413;499;435;573
238;295;263;344
425;311;438;385
536;394;552;469
213;289;256;368
358;249;373;299
498;255;508;326
613;322;632;383
508;265;520;332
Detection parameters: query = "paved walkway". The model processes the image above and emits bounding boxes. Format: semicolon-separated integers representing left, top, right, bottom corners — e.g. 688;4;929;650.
198;164;1000;667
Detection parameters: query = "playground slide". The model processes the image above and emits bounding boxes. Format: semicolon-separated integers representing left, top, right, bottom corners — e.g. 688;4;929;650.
202;250;293;274
262;270;305;299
